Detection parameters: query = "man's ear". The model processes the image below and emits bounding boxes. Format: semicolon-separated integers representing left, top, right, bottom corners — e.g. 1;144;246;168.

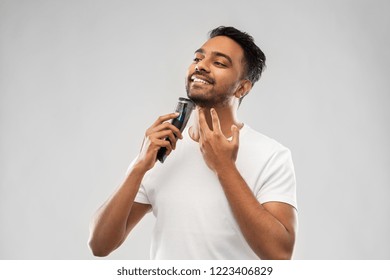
235;79;252;99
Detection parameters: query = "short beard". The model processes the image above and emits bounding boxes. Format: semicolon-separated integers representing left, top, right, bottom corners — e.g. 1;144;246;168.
187;94;214;108
186;87;230;108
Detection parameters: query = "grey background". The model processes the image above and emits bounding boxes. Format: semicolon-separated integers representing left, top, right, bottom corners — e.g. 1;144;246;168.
1;0;389;259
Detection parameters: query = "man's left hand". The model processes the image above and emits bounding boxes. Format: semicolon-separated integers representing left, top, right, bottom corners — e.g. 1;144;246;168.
198;108;240;173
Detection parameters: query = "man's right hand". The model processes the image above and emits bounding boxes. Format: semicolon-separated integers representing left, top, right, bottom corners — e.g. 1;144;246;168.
135;112;183;171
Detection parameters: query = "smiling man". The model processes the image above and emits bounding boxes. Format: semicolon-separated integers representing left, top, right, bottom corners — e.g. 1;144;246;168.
88;26;298;260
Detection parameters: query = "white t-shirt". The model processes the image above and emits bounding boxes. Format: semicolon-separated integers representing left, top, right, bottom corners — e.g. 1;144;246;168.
131;124;297;259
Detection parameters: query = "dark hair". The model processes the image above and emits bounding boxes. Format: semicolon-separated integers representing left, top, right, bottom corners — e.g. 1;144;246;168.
209;26;266;86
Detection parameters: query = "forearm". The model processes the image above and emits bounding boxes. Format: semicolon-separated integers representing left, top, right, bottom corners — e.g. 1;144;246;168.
88;164;146;256
216;164;295;260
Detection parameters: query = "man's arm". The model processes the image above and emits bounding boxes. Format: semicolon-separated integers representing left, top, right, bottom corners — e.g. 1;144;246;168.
198;108;297;259
215;166;297;259
88;112;182;257
88;166;150;257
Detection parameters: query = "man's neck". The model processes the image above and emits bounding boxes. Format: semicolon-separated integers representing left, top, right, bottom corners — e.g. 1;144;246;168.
189;105;243;142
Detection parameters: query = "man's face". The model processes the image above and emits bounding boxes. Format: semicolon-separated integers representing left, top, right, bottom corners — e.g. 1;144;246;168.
185;36;246;107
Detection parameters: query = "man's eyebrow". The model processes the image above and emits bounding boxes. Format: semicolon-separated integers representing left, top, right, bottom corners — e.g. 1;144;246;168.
194;48;233;65
194;48;204;54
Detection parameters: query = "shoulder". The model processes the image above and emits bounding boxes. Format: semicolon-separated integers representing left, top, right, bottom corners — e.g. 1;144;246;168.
240;124;291;157
239;125;297;209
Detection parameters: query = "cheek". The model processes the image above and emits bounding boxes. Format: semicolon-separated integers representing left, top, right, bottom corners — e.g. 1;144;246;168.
187;64;195;75
216;74;241;93
215;70;238;85
185;68;191;83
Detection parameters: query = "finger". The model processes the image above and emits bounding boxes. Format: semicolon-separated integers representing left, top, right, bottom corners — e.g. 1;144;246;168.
149;121;183;140
152;112;180;127
151;130;178;148
165;130;177;150
210;108;222;133
152;138;173;152
165;123;183;139
198;108;210;135
231;125;240;146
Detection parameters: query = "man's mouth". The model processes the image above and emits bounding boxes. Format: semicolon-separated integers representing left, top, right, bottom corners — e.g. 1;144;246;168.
190;75;213;85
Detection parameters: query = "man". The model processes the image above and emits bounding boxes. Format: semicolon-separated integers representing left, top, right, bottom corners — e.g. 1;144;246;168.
88;26;298;260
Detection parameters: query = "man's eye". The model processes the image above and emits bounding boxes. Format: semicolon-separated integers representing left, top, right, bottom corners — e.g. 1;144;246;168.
214;61;226;67
193;57;201;62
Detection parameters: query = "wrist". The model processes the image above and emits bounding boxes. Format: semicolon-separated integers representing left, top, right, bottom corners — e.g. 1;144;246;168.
214;161;237;178
132;160;150;175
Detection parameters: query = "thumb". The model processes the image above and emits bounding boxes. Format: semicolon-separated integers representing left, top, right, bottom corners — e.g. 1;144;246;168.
231;125;240;145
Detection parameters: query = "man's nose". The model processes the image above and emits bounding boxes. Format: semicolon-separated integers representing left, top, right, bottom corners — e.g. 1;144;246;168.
195;59;210;73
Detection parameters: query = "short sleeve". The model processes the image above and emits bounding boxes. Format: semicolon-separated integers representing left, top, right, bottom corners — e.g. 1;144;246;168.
256;148;297;210
126;157;151;205
134;183;150;204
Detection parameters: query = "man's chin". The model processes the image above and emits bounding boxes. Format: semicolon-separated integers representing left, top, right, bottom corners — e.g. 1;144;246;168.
187;90;205;102
187;94;215;108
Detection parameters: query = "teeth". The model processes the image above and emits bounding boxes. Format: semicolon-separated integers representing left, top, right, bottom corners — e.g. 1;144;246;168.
192;77;210;84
